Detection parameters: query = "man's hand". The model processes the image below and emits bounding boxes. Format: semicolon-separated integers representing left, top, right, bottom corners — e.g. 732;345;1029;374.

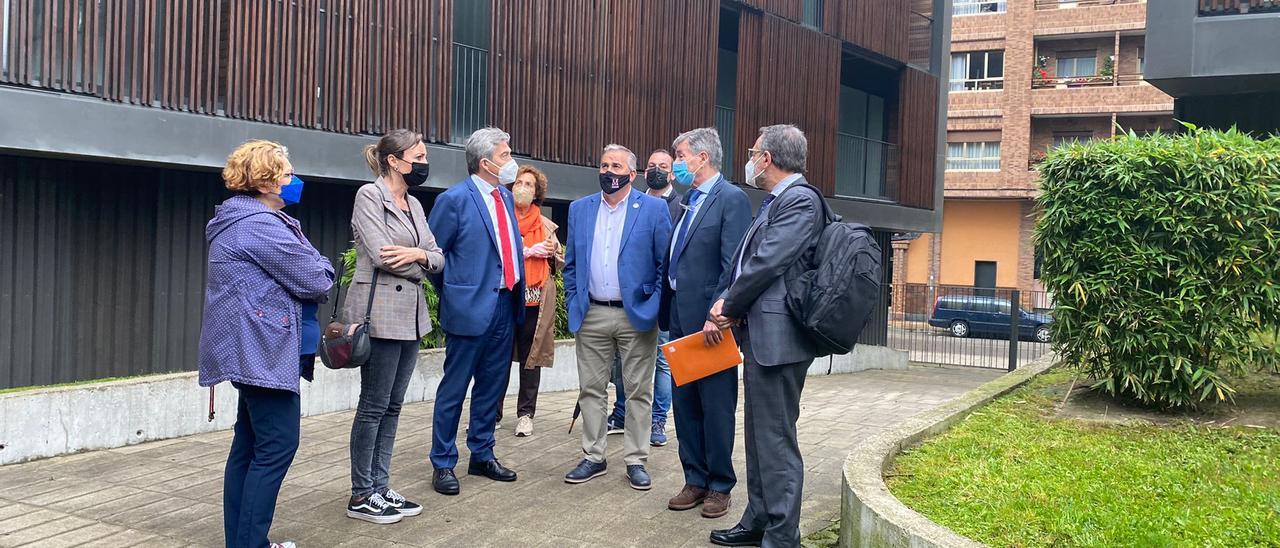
702;321;724;346
380;245;424;268
708;298;735;329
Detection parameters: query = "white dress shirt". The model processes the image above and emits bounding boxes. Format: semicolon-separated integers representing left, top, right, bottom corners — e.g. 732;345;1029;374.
668;172;722;288
589;193;629;301
734;173;804;281
471;175;521;278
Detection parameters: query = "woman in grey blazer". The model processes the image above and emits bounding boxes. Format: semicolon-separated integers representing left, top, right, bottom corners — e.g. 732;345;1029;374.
344;129;444;525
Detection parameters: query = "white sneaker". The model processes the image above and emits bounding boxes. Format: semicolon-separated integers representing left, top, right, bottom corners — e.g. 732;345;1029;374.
515;416;534;437
270;543;297;548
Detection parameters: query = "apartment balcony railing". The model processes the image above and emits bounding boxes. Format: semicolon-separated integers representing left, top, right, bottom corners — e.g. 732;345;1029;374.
950;78;1005;92
1031;74;1146;88
954;0;1007;16
1199;0;1280;16
908;10;934;72
1034;0;1143;9
946;157;1001;171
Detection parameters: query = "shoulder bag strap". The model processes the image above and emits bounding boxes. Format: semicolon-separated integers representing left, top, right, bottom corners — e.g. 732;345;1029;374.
362;207;389;324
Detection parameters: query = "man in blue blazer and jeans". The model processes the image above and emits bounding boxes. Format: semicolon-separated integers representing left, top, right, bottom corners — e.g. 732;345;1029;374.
426;127;525;496
563;144;673;490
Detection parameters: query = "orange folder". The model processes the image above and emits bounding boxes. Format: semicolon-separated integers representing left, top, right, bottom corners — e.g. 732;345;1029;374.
661;329;743;387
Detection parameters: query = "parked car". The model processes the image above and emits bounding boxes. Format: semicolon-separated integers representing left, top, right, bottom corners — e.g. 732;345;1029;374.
928;295;1053;343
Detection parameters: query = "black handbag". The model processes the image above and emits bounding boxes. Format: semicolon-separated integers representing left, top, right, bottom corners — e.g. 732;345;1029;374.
319;259;380;370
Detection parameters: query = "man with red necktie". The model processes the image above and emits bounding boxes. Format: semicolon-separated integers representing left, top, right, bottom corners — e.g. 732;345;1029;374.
426;127;525;496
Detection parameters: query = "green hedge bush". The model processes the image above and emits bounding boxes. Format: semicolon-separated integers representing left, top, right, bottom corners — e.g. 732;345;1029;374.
1036;125;1280;407
339;247;572;349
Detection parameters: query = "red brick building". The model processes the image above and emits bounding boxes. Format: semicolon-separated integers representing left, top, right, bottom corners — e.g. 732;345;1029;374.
898;0;1173;301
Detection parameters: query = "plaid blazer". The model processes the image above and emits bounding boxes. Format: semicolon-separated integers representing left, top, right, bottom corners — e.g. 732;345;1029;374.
343;178;444;341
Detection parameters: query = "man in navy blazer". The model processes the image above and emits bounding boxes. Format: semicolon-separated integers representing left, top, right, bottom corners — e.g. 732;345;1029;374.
660;128;752;520
426;127;525;496
562;144;672;491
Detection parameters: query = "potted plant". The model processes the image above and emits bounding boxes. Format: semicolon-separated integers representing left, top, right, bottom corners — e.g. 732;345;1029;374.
1100;55;1115;84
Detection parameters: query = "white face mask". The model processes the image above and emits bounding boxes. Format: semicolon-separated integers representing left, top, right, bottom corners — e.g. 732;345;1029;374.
743;155;764;189
485;157;520;185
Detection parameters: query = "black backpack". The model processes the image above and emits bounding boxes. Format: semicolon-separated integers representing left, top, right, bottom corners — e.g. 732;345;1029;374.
774;183;883;357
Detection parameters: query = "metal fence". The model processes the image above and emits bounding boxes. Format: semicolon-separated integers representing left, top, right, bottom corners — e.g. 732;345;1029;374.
876;283;1054;371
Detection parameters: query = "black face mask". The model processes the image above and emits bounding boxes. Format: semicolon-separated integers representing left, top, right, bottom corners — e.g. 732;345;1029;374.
399;158;431;186
599;172;629;195
645;168;670;190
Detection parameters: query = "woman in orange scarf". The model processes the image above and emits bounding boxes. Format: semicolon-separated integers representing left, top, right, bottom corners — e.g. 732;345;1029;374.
498;165;563;437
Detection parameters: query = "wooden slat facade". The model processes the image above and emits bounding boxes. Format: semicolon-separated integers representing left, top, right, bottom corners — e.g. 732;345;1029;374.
896;68;938;209
733;11;841;194
2;0;938;206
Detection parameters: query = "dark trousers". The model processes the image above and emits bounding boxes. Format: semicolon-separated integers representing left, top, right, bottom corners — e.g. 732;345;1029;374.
223;382;300;548
499;305;543;420
349;337;418;497
670;323;739;494
431;292;514;469
736;329;811;548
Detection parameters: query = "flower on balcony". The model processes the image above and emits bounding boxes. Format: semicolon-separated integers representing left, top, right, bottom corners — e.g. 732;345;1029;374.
1032;55;1052;84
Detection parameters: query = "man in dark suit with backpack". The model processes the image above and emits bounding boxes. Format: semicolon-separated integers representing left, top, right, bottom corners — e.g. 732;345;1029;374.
706;124;827;548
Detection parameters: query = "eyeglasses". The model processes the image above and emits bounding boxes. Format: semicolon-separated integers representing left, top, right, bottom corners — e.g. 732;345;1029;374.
746;148;764;157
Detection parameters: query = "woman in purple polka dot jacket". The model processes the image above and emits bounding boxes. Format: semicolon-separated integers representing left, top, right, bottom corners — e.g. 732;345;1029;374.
196;139;335;548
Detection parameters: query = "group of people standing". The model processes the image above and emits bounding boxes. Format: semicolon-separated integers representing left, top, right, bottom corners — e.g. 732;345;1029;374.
197;122;825;548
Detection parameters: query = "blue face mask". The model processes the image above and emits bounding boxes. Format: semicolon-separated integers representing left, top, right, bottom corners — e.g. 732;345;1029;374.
279;175;305;206
672;160;695;186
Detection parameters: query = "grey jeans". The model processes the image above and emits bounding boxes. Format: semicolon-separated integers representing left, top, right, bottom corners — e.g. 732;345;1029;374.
575;305;658;466
349;337;418;497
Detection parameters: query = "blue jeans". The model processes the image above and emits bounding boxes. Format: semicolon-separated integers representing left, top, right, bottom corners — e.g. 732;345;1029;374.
224;382;300;548
611;330;671;423
350;337;418;497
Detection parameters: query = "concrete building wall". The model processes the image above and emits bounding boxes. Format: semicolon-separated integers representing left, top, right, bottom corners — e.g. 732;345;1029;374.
936;200;1025;287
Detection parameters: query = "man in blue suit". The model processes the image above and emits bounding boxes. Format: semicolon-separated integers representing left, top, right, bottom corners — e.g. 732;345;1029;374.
426;127;525;496
661;128;752;520
562;144;672;491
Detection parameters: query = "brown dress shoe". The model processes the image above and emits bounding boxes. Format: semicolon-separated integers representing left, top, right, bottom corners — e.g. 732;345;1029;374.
668;484;709;510
701;490;732;518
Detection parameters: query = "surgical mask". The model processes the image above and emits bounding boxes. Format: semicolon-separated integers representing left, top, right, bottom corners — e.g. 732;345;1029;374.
599;172;629;195
512;185;536;207
645;168;670;190
485;157;519;185
279;175;305;206
743;155;763;189
399;157;431;186
672;159;697;186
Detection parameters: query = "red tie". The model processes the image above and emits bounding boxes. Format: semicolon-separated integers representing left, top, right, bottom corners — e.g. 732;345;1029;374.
492;189;517;289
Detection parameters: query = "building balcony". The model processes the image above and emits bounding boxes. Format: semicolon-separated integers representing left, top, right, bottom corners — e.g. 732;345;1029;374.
1034;0;1148;35
1199;0;1280;17
1029;83;1173;115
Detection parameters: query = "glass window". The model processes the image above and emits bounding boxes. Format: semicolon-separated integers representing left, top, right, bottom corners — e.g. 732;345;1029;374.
836;85;891;198
946;141;1001;171
451;1;492;143
1053;132;1093;149
802;0;824;29
1057;51;1097;78
1137;47;1145;74
950;51;1004;91
954;0;1007;16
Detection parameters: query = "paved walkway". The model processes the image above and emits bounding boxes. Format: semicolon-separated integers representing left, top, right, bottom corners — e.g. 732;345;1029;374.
0;365;1001;547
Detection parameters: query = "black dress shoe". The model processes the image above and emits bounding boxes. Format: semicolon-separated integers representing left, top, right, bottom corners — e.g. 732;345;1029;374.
709;524;764;547
432;468;460;495
467;459;517;482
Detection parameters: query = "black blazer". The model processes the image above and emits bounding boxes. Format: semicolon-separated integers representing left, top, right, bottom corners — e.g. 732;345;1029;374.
659;176;753;335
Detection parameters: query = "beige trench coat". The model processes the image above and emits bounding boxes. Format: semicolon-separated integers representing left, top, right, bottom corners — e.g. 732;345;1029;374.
519;215;564;368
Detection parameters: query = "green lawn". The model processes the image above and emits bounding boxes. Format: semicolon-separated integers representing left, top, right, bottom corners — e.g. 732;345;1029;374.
887;370;1280;548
